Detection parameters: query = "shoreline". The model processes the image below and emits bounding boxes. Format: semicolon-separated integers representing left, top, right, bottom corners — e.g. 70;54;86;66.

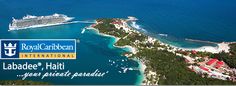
86;27;138;54
87;18;236;85
86;26;143;85
90;19;234;54
133;58;147;85
129;21;234;54
160;41;231;53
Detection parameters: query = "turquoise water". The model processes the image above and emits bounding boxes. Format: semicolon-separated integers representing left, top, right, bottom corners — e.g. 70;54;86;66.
1;0;236;47
0;0;236;85
0;24;141;85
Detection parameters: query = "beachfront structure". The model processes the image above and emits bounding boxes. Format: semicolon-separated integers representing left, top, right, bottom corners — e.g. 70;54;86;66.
191;65;230;80
215;61;224;69
206;59;218;65
206;58;225;69
199;66;210;72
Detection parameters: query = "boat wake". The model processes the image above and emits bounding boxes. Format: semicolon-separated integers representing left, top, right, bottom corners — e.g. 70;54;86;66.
65;20;96;24
158;33;168;37
74;20;96;24
185;38;218;44
81;27;86;34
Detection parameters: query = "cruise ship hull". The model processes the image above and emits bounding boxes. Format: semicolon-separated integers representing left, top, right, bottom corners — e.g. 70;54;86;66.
9;20;72;31
8;14;74;31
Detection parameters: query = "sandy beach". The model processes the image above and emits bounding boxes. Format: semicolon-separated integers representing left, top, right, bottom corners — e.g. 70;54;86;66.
89;18;235;85
159;40;231;53
178;42;230;53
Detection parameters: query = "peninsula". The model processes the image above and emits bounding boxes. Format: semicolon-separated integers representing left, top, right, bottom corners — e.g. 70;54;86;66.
90;17;236;85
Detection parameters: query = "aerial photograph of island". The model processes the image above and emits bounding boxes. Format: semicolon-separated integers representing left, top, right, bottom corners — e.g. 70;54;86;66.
0;0;236;85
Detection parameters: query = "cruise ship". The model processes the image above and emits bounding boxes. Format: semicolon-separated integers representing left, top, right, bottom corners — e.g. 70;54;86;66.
9;13;74;31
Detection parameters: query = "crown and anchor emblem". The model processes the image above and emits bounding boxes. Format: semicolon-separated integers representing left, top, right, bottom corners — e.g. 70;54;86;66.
4;43;17;57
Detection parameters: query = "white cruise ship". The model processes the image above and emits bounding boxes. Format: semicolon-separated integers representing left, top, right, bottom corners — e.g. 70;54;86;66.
9;13;74;31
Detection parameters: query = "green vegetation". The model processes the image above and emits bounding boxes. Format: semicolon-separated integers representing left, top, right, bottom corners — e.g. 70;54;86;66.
94;18;148;47
94;18;128;38
176;50;213;58
94;18;236;85
213;43;236;68
116;32;148;47
229;43;236;55
0;80;51;85
136;48;236;85
194;51;213;57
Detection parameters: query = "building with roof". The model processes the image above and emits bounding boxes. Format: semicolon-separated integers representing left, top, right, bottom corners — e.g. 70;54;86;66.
199;66;209;72
206;58;218;65
215;61;224;69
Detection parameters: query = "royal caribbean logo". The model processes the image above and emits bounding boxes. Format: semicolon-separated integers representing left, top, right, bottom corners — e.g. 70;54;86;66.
0;39;76;59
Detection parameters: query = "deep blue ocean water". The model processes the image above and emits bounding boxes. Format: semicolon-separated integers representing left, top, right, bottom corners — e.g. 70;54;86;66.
0;0;236;85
